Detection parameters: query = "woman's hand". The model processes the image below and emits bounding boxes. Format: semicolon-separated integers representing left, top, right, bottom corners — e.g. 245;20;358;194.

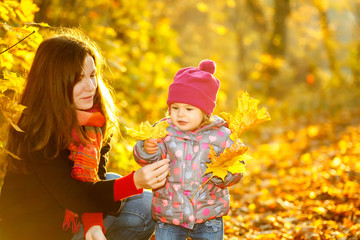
143;138;161;154
85;225;106;240
133;159;170;189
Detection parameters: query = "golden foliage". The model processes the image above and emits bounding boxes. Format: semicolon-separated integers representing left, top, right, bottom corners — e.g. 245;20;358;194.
0;0;43;163
1;1;359;239
125;121;169;140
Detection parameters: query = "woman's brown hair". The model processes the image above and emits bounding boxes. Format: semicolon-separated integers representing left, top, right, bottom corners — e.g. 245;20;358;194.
5;28;119;173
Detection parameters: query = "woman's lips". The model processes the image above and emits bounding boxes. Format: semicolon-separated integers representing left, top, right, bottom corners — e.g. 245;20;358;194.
82;95;93;100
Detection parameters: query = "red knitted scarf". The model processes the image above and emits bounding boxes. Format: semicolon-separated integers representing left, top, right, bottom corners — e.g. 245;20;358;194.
63;106;105;233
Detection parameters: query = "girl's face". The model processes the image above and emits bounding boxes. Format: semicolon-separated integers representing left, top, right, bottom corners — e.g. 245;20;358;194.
170;103;204;132
73;55;97;110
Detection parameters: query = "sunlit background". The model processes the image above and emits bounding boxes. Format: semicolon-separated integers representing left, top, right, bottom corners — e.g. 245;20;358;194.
1;0;359;239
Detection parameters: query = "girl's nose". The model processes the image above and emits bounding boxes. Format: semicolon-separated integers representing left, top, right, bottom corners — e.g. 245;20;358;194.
177;108;184;116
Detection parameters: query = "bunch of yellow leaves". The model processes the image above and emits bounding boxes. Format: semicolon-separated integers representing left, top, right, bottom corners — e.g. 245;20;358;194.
205;139;250;180
191;140;250;200
220;91;271;141
125;120;169;140
191;93;270;200
208;91;270;176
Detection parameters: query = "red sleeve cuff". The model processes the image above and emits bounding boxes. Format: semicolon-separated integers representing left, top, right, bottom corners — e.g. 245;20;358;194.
81;212;105;237
114;171;143;201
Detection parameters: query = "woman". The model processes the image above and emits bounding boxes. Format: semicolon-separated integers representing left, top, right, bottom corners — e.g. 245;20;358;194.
0;28;169;240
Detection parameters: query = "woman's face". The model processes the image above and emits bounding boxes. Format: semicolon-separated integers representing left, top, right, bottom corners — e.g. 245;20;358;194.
73;55;97;110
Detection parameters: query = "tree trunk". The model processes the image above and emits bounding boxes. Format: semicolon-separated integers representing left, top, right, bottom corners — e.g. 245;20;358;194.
352;1;360;87
314;1;343;87
260;0;290;96
267;0;290;56
34;0;52;23
245;0;267;32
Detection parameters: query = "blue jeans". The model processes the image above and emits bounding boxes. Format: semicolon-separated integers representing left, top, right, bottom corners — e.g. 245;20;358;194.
72;173;155;240
155;217;223;240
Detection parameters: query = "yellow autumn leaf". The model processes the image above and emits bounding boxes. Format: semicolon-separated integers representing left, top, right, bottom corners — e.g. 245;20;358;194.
204;140;249;180
220;91;271;140
0;145;21;160
125;120;169;140
0;95;26;132
1;71;25;93
19;0;39;22
2;112;24;132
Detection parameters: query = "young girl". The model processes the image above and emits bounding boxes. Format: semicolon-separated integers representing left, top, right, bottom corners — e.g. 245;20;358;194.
133;60;243;240
0;28;170;240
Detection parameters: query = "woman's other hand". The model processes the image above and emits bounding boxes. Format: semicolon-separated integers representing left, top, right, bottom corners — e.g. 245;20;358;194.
133;158;170;189
85;225;106;240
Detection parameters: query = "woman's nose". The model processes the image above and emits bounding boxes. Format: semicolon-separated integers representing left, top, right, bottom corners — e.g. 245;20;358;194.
84;77;97;90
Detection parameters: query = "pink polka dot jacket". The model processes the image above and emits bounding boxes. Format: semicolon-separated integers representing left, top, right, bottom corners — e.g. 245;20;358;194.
133;116;244;229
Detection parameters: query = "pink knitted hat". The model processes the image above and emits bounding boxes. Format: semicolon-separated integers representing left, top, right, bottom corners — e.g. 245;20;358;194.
167;60;220;115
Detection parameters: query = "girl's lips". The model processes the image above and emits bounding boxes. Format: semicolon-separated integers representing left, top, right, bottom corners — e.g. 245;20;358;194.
178;121;187;125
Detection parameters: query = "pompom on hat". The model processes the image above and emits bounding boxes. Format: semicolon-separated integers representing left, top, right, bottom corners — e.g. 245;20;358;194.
167;60;220;115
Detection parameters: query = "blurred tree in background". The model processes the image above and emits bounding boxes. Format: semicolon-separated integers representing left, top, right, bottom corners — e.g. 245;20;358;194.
2;0;359;171
1;0;360;238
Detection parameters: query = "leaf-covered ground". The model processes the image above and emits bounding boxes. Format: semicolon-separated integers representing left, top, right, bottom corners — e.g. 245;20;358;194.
225;118;360;239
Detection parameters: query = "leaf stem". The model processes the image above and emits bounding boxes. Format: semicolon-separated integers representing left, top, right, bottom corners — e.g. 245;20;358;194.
190;176;213;202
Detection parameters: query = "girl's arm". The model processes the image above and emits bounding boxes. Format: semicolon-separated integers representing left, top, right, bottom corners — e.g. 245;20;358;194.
133;138;166;166
209;172;243;188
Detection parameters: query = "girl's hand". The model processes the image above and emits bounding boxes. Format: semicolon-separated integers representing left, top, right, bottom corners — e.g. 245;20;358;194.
143;138;161;154
85;225;106;240
133;158;170;189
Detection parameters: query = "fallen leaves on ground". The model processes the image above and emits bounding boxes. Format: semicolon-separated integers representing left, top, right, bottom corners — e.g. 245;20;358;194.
225;121;360;239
